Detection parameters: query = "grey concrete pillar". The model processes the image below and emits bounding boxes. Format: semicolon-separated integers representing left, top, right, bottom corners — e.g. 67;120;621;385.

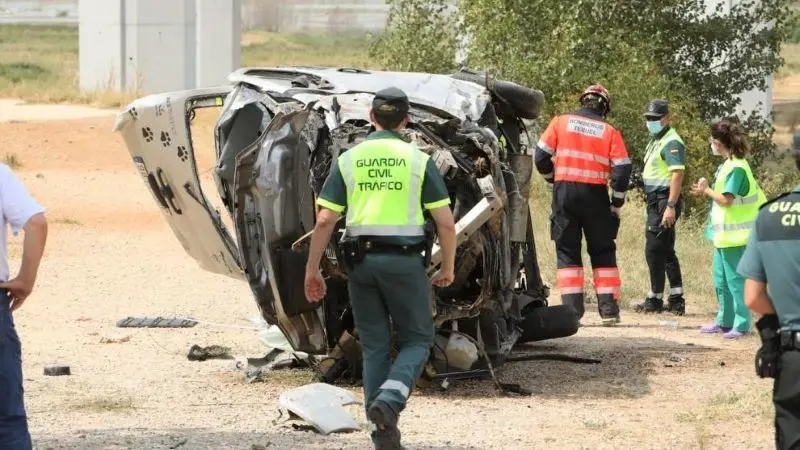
78;0;126;93
79;0;242;94
196;0;242;88
123;0;196;94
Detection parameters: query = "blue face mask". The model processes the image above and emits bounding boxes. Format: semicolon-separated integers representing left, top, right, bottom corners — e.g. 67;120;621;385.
646;120;664;136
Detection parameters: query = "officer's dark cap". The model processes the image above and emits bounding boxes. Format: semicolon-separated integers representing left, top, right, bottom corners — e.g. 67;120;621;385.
644;99;669;119
372;87;410;115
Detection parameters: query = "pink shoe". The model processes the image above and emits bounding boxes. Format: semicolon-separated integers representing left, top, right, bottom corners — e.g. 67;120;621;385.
700;323;732;334
723;329;747;339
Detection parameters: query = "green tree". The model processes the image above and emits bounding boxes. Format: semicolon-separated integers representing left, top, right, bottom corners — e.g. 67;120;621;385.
370;0;794;214
370;0;460;73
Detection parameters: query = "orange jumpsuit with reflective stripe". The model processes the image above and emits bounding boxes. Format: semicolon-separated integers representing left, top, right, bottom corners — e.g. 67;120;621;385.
534;108;632;320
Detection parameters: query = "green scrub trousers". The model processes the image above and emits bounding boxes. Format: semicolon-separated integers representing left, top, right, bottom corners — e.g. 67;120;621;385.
348;252;434;415
712;246;751;333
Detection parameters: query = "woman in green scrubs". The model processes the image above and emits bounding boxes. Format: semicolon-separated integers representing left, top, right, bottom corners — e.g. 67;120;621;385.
690;118;766;339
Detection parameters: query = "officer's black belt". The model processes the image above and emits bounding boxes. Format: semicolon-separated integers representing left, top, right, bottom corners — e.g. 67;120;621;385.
364;240;426;255
645;191;671;202
779;330;800;351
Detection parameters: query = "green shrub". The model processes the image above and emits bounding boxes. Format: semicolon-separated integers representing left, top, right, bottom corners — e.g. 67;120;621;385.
370;0;797;214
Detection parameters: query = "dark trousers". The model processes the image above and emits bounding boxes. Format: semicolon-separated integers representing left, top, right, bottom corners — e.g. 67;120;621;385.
348;253;434;417
0;292;32;450
645;193;683;301
550;182;621;319
775;351;800;449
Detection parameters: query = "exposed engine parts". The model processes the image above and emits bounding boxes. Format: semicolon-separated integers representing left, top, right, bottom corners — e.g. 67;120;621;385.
114;66;581;392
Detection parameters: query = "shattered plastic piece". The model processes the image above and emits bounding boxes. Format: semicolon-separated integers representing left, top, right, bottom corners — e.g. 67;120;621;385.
667;354;684;363
251;444;274;450
277;383;362;435
168;438;188;449
43;365;71;376
659;320;679;329
664;354;685;368
116;316;197;328
431;149;459;179
259;325;293;351
187;344;233;361
246;349;313;383
99;336;131;344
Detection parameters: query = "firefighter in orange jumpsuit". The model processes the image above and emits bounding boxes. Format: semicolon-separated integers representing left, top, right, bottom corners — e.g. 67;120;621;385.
534;84;632;326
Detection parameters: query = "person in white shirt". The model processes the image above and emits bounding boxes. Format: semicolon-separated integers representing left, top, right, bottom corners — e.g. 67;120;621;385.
0;163;47;450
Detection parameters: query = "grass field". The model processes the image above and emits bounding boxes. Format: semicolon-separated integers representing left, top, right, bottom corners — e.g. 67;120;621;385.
1;23;796;314
0;25;376;106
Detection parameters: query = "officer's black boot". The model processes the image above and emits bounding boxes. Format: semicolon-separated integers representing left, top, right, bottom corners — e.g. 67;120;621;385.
665;295;686;316
368;400;402;450
634;296;664;314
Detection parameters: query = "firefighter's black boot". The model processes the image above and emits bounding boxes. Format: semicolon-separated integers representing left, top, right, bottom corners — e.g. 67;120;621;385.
597;294;620;327
665;295;686;316
562;295;585;320
634;296;664;314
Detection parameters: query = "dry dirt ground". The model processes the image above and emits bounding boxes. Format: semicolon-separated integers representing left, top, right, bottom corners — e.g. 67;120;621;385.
0;100;777;450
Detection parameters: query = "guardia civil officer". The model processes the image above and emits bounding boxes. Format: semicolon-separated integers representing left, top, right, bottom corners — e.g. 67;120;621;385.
303;87;457;450
634;99;688;315
737;131;800;449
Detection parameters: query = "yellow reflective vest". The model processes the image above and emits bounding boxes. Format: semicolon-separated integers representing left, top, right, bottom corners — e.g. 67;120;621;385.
338;138;428;237
710;157;766;248
642;127;685;194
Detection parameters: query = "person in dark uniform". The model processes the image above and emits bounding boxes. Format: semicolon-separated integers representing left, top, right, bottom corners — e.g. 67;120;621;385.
534;84;632;326
737;131;800;449
303;87;457;449
634;99;687;315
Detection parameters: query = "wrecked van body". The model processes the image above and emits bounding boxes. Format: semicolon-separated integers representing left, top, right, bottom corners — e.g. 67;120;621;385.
113;66;579;384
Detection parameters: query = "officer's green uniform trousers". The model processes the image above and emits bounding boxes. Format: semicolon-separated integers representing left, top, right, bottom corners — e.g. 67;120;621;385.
712;246;749;332
318;131;447;418
348;253;434;414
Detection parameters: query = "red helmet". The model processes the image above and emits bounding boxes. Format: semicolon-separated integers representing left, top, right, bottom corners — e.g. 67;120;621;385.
580;83;612;111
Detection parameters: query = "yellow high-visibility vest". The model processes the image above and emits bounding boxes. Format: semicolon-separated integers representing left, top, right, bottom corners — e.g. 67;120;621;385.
642;127;685;194
338;138;428;237
710;157;766;248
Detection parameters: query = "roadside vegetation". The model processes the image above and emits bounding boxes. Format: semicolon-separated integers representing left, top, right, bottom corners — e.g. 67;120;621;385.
368;0;800;310
1;17;799;313
0;25;375;107
371;0;797;209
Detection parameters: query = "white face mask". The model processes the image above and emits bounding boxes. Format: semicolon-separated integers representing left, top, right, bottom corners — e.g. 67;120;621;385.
710;141;722;156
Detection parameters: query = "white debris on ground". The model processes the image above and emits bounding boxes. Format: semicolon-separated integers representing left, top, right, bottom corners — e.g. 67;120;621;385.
276;383;362;435
248;317;364;435
247;315;304;354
